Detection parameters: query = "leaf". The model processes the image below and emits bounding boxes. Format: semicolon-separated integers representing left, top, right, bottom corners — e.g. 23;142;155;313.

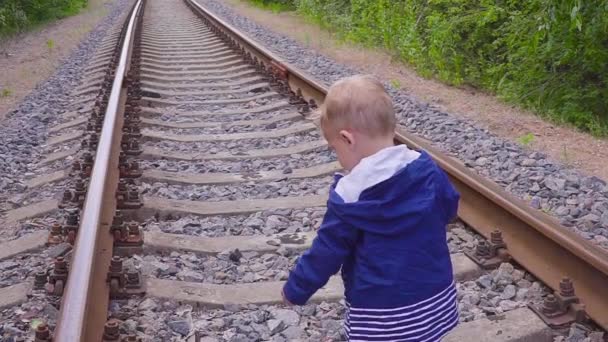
570;5;579;20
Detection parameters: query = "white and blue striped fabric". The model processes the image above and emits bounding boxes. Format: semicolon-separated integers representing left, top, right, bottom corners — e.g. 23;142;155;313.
345;282;459;342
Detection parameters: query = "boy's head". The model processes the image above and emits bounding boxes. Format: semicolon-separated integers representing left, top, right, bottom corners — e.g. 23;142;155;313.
320;75;396;171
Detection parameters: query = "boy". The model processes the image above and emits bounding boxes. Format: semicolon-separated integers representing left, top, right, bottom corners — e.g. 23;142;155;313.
282;75;460;341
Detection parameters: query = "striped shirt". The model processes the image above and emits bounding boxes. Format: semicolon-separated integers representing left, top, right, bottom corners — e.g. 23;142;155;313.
345;282;459;342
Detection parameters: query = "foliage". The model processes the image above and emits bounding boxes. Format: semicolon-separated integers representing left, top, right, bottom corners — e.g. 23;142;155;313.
247;0;295;12
1;88;12;97
251;0;608;135
47;38;55;50
517;132;535;147
0;0;88;38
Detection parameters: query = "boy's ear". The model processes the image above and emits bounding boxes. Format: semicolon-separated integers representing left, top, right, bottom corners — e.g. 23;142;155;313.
339;130;354;146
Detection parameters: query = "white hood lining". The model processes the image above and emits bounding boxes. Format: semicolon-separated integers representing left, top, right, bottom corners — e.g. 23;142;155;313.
335;145;421;203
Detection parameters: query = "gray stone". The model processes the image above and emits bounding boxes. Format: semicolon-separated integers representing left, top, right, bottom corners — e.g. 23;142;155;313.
501;285;517;300
515;288;529;301
44;303;59;319
168;319;191;336
300;305;316;316
499;300;519;311
521;158;536;166
587;332;605;342
267;319;285;335
281;326;303;339
138;298;158;311
600;211;608;227
493;263;514;284
476;275;493;289
321;319;342;332
581;214;600;224
272;309;300;326
545;177;566;191
177;270;205;282
46;243;72;258
462;293;480;306
565;323;588;342
0;261;19;270
476;157;489;166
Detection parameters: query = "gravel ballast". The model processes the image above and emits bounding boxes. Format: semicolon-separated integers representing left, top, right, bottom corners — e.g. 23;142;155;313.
145;207;326;237
141;148;336;173
0;0;134;225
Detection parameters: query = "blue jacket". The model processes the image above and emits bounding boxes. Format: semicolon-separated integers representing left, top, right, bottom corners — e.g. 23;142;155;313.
283;151;460;308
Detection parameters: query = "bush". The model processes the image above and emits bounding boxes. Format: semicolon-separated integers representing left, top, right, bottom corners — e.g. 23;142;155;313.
253;0;608;135
0;0;88;37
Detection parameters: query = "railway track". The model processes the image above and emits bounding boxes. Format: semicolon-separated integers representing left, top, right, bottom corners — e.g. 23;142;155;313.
1;0;607;340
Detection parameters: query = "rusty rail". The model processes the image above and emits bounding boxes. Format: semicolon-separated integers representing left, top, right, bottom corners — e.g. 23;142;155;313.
185;0;608;330
53;0;143;340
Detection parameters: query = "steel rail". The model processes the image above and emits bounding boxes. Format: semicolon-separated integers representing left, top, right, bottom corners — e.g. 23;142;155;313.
53;0;143;340
185;0;608;329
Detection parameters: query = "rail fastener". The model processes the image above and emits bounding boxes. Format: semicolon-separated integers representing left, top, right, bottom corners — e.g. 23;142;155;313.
47;222;65;245
464;229;511;269
107;256;146;299
530;277;587;328
47;256;69;296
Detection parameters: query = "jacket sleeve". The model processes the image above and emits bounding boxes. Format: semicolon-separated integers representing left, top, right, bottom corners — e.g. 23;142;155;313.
435;167;460;221
282;207;358;305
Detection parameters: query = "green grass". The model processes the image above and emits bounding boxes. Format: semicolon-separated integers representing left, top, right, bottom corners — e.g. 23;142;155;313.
247;0;294;13
517;133;535;147
0;0;88;38
1;88;12;97
247;0;608;137
46;39;55;50
390;79;402;89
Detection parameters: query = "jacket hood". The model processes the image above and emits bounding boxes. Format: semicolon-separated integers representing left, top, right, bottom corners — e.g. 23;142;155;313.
328;147;456;236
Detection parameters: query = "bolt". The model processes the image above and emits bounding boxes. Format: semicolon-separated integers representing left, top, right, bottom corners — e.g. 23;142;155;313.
34;271;47;290
126;271;139;285
112;211;124;227
110;256;123;273
72;160;81;171
75;179;85;192
541;294;560;315
118;180;128;192
50;223;63;236
475;240;491;257
490;230;504;245
34;322;51;341
559;277;575;297
48;223;64;245
127;186;139;199
55;257;68;275
66;211;79;226
83;152;93;164
62;190;72;202
128;222;140;236
103;320;120;340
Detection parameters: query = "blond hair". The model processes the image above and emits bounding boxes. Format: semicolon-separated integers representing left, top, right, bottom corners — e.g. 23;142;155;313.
320;75;396;138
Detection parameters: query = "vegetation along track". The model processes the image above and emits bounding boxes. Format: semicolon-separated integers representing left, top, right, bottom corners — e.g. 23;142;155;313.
1;0;607;340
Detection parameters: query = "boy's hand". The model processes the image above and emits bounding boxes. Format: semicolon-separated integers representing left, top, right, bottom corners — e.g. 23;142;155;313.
281;289;293;306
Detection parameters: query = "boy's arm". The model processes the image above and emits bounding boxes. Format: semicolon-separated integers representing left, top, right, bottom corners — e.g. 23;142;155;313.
282;208;357;305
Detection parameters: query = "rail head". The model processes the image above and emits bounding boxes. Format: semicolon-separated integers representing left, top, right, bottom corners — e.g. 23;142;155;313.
184;0;608;329
53;0;144;340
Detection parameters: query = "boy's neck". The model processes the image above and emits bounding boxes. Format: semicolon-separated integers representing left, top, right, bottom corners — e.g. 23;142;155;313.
358;135;395;160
